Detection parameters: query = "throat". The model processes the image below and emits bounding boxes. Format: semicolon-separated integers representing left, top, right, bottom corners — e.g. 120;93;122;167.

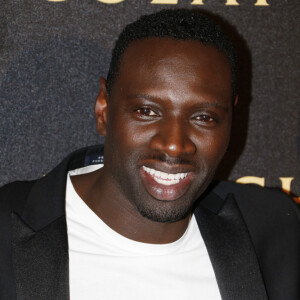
71;168;191;244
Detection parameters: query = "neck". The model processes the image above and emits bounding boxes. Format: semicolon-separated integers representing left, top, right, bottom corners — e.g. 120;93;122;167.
71;169;191;244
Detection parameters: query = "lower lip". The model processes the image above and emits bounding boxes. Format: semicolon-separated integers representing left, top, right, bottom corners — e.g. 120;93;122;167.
140;168;193;201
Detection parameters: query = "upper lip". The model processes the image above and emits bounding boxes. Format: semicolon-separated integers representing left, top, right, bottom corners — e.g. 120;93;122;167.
140;161;196;174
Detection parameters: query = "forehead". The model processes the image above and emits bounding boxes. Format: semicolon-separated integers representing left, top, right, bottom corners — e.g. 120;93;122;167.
112;37;232;101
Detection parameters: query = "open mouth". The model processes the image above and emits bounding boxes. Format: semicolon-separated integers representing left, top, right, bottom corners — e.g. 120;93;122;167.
142;166;189;186
140;165;193;201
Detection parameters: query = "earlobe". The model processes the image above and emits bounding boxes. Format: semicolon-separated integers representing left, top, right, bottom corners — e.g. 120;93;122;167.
95;77;109;136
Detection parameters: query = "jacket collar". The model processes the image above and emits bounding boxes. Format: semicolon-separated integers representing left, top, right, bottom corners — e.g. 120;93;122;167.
19;145;104;231
195;187;268;299
12;145;104;300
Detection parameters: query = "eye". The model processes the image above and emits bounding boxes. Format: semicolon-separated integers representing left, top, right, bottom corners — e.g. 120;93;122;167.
135;107;158;117
193;114;215;123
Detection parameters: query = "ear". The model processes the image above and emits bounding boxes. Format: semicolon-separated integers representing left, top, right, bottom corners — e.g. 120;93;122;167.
233;95;239;107
95;77;109;136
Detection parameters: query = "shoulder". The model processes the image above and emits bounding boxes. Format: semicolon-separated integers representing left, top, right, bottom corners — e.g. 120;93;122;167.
213;180;299;222
213;180;300;249
0;180;36;215
0;145;103;214
213;181;300;298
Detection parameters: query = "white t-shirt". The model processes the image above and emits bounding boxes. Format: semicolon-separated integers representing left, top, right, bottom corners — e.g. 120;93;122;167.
66;165;221;300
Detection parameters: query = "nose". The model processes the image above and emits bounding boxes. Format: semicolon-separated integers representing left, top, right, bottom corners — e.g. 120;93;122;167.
149;118;196;158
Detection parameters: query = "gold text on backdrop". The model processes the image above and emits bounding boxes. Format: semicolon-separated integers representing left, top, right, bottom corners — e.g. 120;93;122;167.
236;176;300;203
47;0;270;6
150;0;269;5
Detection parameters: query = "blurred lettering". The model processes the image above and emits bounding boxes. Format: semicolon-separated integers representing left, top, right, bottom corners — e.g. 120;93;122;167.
236;176;265;187
255;0;269;6
98;0;124;3
190;0;204;4
225;0;239;5
47;0;270;5
279;177;300;203
236;176;299;203
151;0;178;3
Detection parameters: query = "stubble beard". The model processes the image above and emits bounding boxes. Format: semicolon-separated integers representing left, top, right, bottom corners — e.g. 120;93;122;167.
113;165;214;224
107;148;215;224
136;196;195;223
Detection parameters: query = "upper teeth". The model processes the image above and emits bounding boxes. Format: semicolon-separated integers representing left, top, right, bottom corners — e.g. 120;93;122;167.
142;166;188;186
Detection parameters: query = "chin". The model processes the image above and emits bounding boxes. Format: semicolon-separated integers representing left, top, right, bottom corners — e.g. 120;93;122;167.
136;196;195;223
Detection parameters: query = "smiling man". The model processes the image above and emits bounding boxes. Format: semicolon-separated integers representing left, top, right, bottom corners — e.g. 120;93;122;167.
1;9;299;300
80;38;234;241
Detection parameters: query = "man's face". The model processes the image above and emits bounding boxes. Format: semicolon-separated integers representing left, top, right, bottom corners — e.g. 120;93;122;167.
97;38;234;223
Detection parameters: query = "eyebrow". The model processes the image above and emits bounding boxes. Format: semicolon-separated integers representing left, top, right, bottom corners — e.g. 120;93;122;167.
128;93;230;112
128;93;157;101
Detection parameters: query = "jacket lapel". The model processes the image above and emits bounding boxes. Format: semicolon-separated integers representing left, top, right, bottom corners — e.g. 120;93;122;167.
195;190;268;300
11;213;69;300
11;145;104;300
11;155;71;300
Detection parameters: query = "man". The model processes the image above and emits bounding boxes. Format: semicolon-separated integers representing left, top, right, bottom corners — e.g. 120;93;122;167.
0;9;299;300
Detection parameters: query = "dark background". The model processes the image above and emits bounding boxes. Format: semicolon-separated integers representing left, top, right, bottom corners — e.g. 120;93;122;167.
0;0;299;200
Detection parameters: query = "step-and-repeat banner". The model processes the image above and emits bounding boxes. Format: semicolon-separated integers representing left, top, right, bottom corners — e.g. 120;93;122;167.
0;0;299;201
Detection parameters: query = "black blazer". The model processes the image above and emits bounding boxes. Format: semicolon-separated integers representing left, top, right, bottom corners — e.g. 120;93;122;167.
1;146;299;300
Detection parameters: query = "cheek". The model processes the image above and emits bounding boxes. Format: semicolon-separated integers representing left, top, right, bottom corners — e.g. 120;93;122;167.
113;119;156;149
194;129;231;163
